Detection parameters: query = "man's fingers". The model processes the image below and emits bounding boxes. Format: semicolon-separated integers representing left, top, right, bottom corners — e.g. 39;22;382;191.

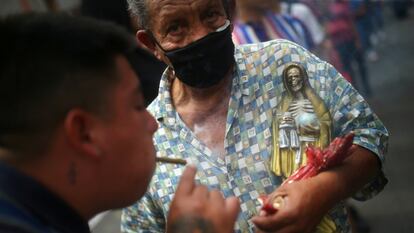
210;190;225;206
251;213;291;232
175;165;197;195
209;191;240;222
348;144;358;155
193;184;209;199
225;196;240;222
251;215;278;231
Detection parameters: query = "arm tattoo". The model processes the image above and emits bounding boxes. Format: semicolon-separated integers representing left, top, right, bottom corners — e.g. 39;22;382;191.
168;216;216;233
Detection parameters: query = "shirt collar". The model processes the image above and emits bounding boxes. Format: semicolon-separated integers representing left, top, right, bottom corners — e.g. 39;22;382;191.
0;162;90;233
151;68;177;126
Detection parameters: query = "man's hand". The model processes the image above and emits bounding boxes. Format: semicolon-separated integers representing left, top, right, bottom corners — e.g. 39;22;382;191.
252;146;381;233
167;165;240;233
252;178;328;233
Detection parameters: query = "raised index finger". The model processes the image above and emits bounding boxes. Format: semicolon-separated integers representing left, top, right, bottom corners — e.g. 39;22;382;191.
175;165;197;196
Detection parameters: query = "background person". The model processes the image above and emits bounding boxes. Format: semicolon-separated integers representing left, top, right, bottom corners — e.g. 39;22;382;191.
232;0;314;50
80;0;166;105
0;13;239;233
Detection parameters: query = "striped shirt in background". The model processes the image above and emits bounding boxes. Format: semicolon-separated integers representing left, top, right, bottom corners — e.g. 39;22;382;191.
232;11;314;50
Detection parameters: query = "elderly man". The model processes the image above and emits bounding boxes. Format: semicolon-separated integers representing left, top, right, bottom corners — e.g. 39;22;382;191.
0;13;239;233
122;0;388;232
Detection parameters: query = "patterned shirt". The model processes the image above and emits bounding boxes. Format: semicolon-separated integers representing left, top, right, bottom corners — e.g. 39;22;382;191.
121;40;388;233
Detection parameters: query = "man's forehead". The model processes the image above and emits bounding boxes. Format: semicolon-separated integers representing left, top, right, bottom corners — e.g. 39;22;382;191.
149;0;222;13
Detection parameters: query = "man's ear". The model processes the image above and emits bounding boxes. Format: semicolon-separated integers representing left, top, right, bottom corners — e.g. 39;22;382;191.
137;30;167;62
64;109;102;159
137;30;157;54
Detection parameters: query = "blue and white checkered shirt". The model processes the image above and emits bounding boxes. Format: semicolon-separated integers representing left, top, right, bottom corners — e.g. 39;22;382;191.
121;39;388;233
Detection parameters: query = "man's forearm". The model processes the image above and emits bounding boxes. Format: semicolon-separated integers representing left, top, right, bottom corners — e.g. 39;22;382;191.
312;145;381;210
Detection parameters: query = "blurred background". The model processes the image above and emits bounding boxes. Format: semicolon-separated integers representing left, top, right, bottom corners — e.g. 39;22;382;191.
1;0;413;233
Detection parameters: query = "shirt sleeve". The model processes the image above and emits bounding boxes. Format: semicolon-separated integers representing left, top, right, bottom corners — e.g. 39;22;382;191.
121;192;166;233
322;61;389;201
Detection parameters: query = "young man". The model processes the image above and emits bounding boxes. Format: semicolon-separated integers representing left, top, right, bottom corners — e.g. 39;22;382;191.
123;0;389;232
0;13;239;233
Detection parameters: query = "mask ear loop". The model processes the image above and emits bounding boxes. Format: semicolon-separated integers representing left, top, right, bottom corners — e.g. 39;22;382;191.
145;30;177;79
147;17;231;54
146;30;168;53
216;19;231;32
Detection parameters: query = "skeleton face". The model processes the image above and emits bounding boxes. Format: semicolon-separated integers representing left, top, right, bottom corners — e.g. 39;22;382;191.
287;67;303;93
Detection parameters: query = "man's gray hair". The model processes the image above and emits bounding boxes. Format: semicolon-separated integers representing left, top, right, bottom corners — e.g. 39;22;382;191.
127;0;150;29
127;0;232;30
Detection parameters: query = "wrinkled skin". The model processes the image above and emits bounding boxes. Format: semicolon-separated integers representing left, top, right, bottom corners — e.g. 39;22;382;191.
253;178;329;233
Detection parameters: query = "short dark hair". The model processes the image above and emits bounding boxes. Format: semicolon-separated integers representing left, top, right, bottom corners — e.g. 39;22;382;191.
0;13;138;157
127;0;232;30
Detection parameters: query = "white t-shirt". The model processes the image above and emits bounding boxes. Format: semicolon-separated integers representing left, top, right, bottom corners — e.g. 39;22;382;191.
281;2;325;45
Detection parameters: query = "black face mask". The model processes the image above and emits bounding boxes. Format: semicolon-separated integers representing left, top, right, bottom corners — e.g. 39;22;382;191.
154;20;235;88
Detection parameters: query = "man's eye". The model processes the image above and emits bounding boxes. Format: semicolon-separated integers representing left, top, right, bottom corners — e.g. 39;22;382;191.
205;11;220;22
206;11;218;18
167;24;181;34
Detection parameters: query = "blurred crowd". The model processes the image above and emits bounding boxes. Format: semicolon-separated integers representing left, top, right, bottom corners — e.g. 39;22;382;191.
1;0;166;106
1;0;413;101
232;0;412;98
